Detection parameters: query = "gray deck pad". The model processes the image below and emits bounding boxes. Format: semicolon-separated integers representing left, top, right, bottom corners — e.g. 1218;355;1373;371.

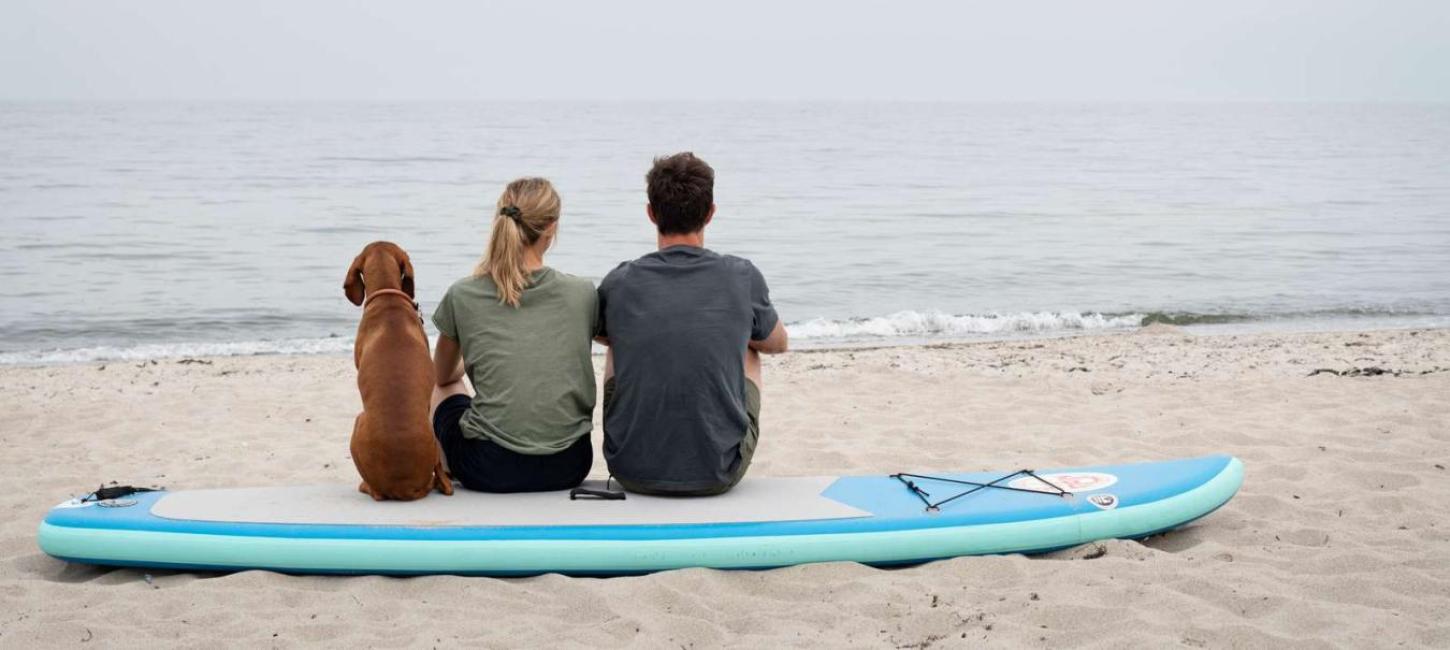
150;477;871;527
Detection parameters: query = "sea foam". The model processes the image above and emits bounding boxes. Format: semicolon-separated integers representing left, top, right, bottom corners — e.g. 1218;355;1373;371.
0;337;355;366
0;310;1140;365
790;310;1144;341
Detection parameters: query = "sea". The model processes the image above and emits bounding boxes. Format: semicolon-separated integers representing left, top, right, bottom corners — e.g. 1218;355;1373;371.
2;102;1448;365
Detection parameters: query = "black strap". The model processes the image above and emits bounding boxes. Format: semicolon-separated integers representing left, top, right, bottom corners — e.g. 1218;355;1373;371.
569;487;626;501
889;470;1070;512
85;485;161;501
569;475;627;501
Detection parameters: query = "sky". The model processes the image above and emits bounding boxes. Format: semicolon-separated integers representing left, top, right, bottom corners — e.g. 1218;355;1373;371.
1;0;1447;102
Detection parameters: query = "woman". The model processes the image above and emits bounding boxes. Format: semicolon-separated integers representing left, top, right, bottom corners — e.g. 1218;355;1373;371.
430;177;597;492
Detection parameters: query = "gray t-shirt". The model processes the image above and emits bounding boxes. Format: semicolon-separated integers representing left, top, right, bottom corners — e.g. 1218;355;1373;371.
598;245;779;491
432;268;598;455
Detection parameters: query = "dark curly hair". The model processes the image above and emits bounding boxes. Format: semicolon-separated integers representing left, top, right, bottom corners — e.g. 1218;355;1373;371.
646;152;715;235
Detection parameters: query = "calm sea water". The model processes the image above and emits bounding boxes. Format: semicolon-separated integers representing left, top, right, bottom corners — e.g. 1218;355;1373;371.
2;102;1448;363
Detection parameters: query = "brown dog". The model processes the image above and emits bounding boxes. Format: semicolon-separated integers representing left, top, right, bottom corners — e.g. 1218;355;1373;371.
343;241;453;501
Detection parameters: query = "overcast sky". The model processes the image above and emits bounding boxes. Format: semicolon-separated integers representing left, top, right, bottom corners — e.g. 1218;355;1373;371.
2;0;1447;102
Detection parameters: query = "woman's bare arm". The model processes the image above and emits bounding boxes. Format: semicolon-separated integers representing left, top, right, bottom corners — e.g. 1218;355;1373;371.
433;334;466;386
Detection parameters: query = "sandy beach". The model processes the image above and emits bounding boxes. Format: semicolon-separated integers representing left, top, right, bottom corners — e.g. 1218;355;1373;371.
2;326;1447;648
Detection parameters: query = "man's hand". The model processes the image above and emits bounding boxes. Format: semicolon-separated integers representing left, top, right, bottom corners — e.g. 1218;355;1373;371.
748;320;788;354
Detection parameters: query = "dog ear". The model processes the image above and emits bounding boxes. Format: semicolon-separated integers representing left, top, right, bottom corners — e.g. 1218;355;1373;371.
400;255;416;299
400;256;416;299
343;252;366;306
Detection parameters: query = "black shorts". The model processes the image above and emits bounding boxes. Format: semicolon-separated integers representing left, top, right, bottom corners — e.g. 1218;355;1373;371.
432;394;592;493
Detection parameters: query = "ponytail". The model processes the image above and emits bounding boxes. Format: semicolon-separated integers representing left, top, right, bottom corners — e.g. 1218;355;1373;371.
474;178;561;307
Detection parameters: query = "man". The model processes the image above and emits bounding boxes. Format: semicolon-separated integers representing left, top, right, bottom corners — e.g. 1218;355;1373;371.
597;152;789;495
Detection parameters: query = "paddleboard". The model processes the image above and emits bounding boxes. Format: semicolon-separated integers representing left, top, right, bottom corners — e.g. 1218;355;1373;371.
38;454;1242;576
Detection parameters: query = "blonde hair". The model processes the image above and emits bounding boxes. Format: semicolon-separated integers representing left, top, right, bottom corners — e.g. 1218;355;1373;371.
474;177;561;307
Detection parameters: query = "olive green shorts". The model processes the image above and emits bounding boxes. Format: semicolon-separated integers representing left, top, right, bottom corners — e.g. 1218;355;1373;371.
603;377;760;496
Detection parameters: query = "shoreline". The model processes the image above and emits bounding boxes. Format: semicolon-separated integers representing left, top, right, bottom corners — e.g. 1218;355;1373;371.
4;321;1449;369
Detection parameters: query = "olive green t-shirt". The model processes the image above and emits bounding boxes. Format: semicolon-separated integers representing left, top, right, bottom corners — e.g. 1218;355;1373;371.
431;268;598;455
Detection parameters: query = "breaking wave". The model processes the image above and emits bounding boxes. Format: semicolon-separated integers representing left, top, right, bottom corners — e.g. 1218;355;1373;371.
789;310;1144;341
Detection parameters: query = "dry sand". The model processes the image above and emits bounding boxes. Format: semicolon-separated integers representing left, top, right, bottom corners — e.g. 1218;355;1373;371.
1;327;1448;648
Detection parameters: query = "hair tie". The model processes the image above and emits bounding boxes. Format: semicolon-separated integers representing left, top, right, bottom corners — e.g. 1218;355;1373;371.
500;205;523;221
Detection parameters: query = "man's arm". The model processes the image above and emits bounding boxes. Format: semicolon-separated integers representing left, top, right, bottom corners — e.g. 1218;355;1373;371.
748;320;788;354
433;334;466;386
743;260;785;354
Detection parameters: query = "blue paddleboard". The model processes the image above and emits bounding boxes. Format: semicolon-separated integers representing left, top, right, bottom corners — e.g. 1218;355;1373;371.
38;454;1242;576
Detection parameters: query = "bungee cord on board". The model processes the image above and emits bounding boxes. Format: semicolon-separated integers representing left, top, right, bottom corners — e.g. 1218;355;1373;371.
889;470;1072;512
